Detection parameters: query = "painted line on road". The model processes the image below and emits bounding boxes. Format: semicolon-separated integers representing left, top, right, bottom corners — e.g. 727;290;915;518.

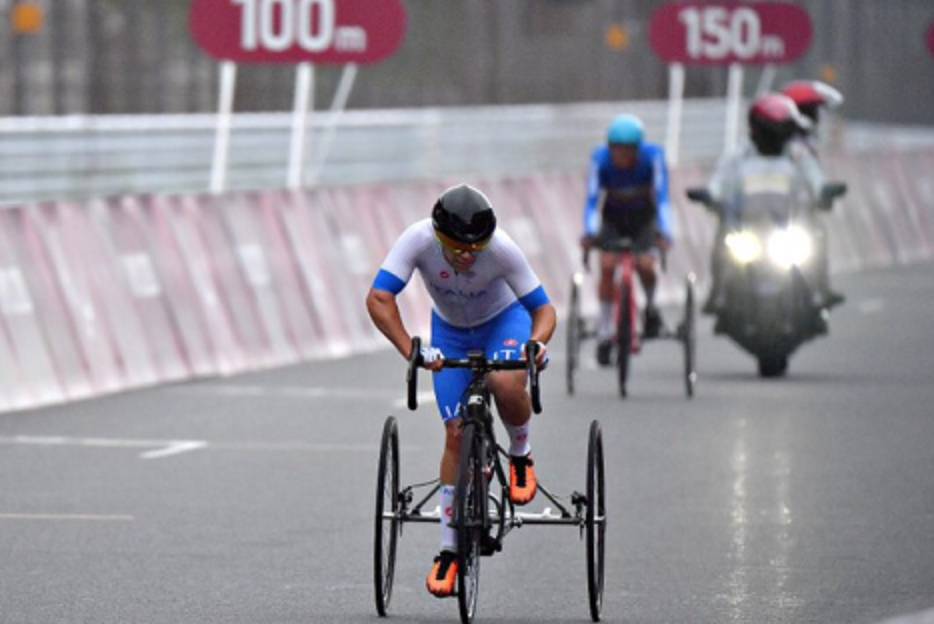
0;436;421;455
0;513;135;521
392;391;437;409
139;441;207;459
168;385;410;401
0;436;207;460
209;442;420;453
169;384;438;411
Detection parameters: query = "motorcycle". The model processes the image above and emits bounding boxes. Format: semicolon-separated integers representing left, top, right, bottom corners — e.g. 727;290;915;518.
686;177;847;377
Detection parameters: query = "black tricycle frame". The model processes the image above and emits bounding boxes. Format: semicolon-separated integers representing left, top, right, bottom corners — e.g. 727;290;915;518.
374;336;606;623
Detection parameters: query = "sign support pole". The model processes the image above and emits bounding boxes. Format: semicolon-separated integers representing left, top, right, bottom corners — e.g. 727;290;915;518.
288;62;315;190
665;63;685;167
210;61;237;194
755;64;777;96
724;63;744;154
308;63;359;185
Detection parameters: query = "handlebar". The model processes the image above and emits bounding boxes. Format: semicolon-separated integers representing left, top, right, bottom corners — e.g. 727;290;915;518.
406;337;543;415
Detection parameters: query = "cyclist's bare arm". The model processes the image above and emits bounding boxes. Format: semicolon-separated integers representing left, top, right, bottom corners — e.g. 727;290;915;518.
367;287;444;371
530;303;557;346
366;287;413;358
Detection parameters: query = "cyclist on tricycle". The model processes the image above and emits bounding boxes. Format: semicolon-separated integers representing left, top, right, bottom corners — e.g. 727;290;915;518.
366;183;555;598
580;114;675;366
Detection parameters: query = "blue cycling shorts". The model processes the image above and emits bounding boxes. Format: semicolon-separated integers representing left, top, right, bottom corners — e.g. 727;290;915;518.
430;302;531;422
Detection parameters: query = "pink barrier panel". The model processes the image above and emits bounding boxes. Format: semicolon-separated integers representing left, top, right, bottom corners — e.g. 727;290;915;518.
821;155;865;274
832;152;898;270
331;184;404;348
99;197;191;383
856;154;918;266
78;199;162;388
518;173;588;307
221;192;302;367
279;190;364;357
254;191;325;361
888;150;934;261
316;183;435;347
161;195;250;375
141;195;222;377
4;146;934;414
866;157;927;265
186;193;286;370
0;210;57;409
16;207;95;402
31;202;126;394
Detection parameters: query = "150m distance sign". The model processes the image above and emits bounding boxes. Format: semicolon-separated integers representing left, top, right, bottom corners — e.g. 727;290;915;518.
649;1;811;65
189;0;406;64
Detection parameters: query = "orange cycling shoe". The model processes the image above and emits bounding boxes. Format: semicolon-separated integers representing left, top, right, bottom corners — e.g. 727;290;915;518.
509;453;537;505
426;550;458;597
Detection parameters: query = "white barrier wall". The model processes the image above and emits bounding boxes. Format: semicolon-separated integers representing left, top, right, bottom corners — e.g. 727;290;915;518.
1;148;932;412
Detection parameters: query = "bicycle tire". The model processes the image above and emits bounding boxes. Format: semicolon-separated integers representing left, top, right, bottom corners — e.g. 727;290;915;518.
373;416;400;617
567;274;582;395
455;422;485;624
616;281;633;398
585;420;606;621
683;274;697;398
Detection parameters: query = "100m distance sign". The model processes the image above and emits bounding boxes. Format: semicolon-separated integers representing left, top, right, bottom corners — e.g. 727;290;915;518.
189;0;406;64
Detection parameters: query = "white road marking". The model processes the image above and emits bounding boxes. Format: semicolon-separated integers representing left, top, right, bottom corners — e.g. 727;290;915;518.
392;391;436;409
0;513;134;521
0;436;421;455
139;441;207;459
0;436;207;459
170;385;439;411
169;385;410;401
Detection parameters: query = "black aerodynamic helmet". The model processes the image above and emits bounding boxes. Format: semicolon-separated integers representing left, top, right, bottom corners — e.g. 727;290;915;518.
431;184;497;247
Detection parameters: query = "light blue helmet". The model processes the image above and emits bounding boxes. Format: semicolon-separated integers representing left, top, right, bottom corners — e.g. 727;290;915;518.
606;114;644;145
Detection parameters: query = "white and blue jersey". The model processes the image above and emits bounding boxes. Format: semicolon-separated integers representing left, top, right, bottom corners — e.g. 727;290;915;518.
372;219;551;421
583;142;673;241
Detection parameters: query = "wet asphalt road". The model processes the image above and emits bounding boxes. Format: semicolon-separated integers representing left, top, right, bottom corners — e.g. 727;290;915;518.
1;262;933;624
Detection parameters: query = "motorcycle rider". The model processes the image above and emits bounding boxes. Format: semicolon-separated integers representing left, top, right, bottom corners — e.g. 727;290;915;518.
781;80;846;307
781;79;844;158
703;92;833;313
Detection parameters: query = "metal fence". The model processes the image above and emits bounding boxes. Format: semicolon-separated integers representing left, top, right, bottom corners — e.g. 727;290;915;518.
1;0;933;124
0;99;736;204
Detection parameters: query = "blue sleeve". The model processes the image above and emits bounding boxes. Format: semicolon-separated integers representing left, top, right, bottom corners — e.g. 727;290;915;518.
372;269;406;295
583;147;603;236
518;285;550;312
650;145;673;241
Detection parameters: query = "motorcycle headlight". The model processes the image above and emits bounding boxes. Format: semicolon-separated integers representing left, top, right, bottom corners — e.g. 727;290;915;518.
725;231;762;264
767;226;813;268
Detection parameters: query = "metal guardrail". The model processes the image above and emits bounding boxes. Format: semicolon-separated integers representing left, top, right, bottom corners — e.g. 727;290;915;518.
0;99;733;206
4;99;933;207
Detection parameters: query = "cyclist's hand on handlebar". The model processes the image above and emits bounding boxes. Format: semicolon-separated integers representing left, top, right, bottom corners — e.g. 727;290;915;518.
420;345;445;371
522;341;550;370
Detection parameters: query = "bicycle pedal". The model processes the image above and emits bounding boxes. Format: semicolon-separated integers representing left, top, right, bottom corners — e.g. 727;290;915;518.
480;535;502;556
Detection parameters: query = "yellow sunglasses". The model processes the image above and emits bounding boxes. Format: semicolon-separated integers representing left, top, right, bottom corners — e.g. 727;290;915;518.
435;230;491;255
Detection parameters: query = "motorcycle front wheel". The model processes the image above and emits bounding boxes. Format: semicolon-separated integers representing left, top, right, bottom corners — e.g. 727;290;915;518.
758;354;788;378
